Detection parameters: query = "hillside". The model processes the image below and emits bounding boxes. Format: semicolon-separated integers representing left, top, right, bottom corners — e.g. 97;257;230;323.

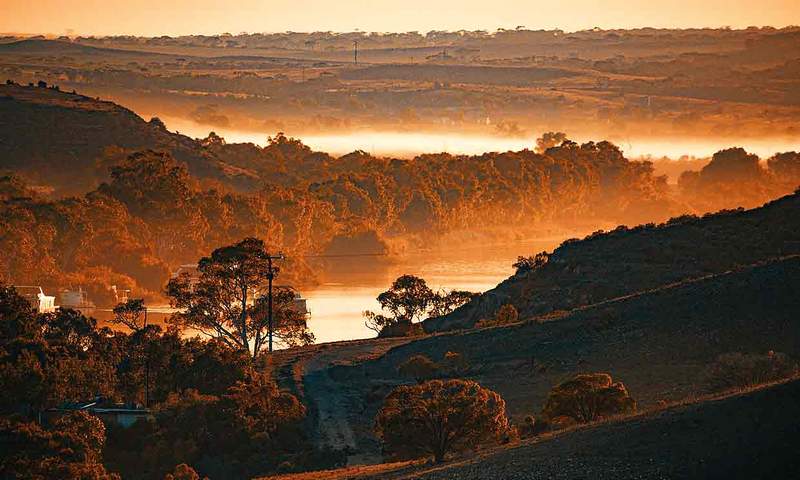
426;190;800;332
275;255;800;462
0;83;256;193
265;378;800;479
0;39;162;57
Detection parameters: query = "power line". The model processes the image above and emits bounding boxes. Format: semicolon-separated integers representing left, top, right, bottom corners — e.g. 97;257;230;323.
301;252;387;258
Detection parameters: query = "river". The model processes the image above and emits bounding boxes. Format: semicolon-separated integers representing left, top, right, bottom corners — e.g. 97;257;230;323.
303;238;561;343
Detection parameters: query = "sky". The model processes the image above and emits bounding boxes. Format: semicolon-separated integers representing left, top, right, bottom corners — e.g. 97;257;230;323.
1;0;799;37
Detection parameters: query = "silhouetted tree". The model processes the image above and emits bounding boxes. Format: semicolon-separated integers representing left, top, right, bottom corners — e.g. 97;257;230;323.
428;289;475;318
542;373;636;423
166;238;313;358
364;275;435;336
375;379;509;463
0;411;118;479
112;298;147;331
397;355;440;383
535;131;567;153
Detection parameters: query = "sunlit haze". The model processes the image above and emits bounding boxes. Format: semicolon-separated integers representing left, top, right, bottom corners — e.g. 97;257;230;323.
2;0;800;36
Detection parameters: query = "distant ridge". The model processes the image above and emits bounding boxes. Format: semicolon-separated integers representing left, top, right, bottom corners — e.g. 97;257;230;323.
0;39;171;57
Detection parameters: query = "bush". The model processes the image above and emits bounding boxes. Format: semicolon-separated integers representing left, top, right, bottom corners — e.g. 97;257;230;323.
164;464;205;480
706;351;798;391
441;351;469;376
494;304;519;324
397;355;440;383
542;373;636;423
476;304;519;328
513;252;550;275
375;379;509;463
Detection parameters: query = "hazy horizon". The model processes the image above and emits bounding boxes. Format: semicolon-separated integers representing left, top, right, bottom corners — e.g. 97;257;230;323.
2;0;800;37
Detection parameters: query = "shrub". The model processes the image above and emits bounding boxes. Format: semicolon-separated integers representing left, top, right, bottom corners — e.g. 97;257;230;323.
542;373;636;423
476;303;518;328
164;464;205;480
494;304;519;325
513;252;550;275
375;379;509;463
706;351;798;391
441;351;469;376
397;355;440;383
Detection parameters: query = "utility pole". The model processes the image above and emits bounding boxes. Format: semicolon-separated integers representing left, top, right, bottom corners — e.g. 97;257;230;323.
353;40;358;65
144;306;149;408
266;253;284;352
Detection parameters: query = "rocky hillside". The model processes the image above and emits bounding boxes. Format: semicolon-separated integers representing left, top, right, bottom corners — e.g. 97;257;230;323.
426;190;800;332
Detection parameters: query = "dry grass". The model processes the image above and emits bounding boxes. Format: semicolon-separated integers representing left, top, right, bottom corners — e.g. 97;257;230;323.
258;375;800;479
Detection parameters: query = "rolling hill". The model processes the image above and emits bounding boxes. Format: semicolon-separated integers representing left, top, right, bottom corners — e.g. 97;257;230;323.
0;83;258;194
273;253;800;464
264;377;800;479
426;191;800;332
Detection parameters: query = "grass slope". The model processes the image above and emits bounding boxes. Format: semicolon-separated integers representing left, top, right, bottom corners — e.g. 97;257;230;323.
427;191;800;332
262;378;800;479
300;256;800;460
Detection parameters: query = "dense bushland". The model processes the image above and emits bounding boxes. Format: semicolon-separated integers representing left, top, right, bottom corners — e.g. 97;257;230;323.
0;285;318;479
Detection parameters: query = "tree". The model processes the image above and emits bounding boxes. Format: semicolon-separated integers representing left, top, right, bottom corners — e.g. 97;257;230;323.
542;373;636;423
397;355;440;383
167;238;312;358
377;275;434;323
165;464;205;480
535;131;567;153
375;379;509;463
364;275;434;336
251;287;315;348
513;251;550;275
428;289;475;318
0;412;119;479
112;298;147;331
143;373;307;479
494;304;519;325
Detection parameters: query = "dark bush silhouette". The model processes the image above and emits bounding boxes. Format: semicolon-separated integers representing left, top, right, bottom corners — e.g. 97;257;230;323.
375;379;509;463
164;464;205;480
706;351;798;391
397;355;440;383
542;373;636;423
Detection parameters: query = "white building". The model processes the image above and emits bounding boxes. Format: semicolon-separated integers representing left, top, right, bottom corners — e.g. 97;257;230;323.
14;286;56;313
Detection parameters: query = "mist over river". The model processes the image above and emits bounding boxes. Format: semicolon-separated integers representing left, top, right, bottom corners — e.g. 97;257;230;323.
99;115;797;344
157;115;800;160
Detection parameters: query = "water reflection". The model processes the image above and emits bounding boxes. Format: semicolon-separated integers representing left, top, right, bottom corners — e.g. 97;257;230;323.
304;239;559;343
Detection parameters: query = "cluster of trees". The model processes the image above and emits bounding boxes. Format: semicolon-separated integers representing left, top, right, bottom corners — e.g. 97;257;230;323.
678;148;800;212
373;371;636;464
5;95;797;311
363;275;475;337
0;284;318;479
3;128;691;304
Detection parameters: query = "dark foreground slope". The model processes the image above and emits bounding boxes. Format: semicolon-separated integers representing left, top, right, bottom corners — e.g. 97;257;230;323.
263;378;800;479
381;378;800;480
301;256;800;460
427;191;800;332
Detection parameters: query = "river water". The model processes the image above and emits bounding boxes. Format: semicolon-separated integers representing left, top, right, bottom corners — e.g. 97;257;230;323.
303;238;561;343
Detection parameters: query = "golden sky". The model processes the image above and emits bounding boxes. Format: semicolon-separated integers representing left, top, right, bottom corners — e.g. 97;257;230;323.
2;0;799;36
